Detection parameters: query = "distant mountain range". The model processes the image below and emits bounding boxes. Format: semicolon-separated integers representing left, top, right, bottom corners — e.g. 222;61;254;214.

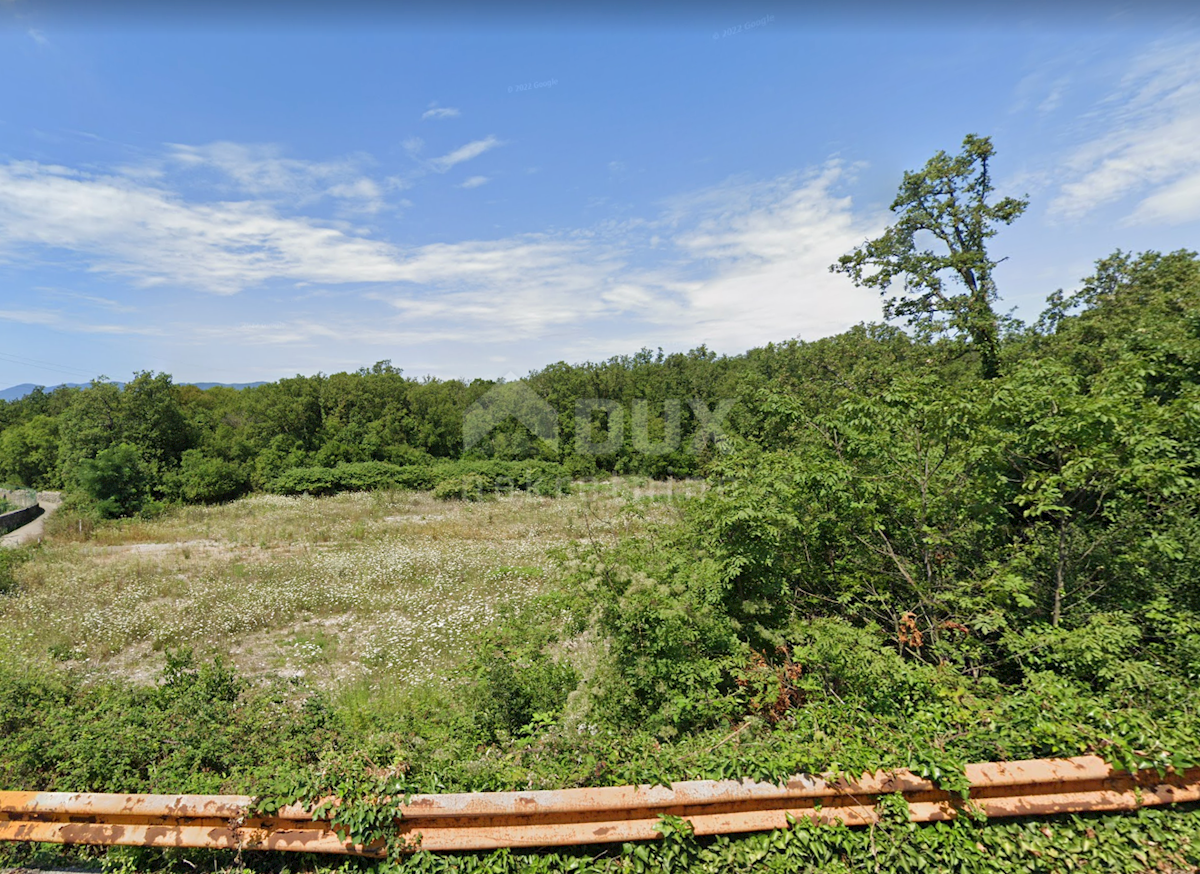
0;381;266;402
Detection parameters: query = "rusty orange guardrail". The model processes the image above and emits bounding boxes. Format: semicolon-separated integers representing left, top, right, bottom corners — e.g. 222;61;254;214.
2;756;1198;855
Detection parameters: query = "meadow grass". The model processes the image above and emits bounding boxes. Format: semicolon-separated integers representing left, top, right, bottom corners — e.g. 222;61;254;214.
0;477;699;694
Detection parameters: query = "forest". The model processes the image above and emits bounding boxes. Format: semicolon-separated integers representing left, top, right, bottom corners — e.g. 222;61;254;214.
0;342;740;510
1;137;1199;872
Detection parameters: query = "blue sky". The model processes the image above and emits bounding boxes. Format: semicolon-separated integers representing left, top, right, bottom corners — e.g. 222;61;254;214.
1;2;1199;387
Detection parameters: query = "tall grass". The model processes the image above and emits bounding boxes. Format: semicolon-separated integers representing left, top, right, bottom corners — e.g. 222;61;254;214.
0;479;699;695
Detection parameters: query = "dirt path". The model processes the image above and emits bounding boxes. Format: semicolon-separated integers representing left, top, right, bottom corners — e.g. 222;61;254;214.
1;491;61;547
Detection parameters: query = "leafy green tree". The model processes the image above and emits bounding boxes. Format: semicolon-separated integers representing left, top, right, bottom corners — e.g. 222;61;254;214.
696;373;1014;667
243;376;326;451
406;378;473;457
990;358;1195;627
1037;249;1200;393
120;371;191;472
0;414;61;488
172;450;249;504
1015;248;1200;626
832;134;1027;379
75;442;148;518
56;378;124;484
251;435;310;490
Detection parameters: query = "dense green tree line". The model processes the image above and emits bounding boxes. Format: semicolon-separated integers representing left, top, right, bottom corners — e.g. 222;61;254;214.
0;347;752;514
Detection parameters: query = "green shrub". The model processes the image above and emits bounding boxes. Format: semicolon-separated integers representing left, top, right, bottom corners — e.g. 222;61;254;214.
173;450;250;504
471;648;579;740
251;436;309;491
330;461;406;491
270;459;572;499
392;464;439;490
271;466;339;496
576;550;748;735
433;472;489;501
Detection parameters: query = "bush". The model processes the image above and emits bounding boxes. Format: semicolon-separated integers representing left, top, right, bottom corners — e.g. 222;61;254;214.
471;647;579;740
251;436;309;490
579;550;748;735
271;466;339;496
392;464;439;490
272;462;409;495
435;460;571;497
0;651;337;796
270;459;573;499
432;472;490;501
173;450;250;504
330;461;407;491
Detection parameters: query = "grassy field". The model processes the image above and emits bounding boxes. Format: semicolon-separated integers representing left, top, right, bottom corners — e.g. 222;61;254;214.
0;477;699;694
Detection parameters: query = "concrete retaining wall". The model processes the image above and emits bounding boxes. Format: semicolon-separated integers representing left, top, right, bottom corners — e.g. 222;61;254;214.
0;504;43;535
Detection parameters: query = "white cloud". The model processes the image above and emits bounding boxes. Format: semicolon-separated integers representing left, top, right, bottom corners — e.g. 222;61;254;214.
0;160;413;294
459;176;489;189
190;317;495;348
429;136;503;173
367;160;883;350
1126;168;1200;224
636;162;884;347
368;236;616;337
422;103;461;120
325;178;388;213
167;142;399;213
0;147;882;359
27;28;48;46
1050;39;1200;225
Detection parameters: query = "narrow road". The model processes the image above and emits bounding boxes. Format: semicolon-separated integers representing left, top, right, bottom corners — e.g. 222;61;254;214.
1;491;61;547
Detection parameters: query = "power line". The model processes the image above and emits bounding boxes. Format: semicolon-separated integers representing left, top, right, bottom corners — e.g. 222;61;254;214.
0;351;99;382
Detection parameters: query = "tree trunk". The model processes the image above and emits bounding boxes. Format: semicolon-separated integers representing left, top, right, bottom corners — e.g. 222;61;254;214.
1052;519;1066;627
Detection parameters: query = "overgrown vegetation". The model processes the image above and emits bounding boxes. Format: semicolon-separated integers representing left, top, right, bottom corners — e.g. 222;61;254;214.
0;351;736;515
3;138;1200;871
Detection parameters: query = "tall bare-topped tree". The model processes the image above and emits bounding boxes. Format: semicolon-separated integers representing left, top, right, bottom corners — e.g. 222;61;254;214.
832;134;1027;379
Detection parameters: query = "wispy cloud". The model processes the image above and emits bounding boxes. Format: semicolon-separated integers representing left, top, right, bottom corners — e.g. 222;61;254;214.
190;317;486;348
422;103;461;120
650;162;884;346
1050;39;1200;225
27;28;48;46
429;136;503;173
1127;169;1200;225
459;175;489;189
0;147;881;359
0;160;413;294
1037;78;1069;115
0;306;159;335
366;160;882;349
167;141;403;213
35;288;138;313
